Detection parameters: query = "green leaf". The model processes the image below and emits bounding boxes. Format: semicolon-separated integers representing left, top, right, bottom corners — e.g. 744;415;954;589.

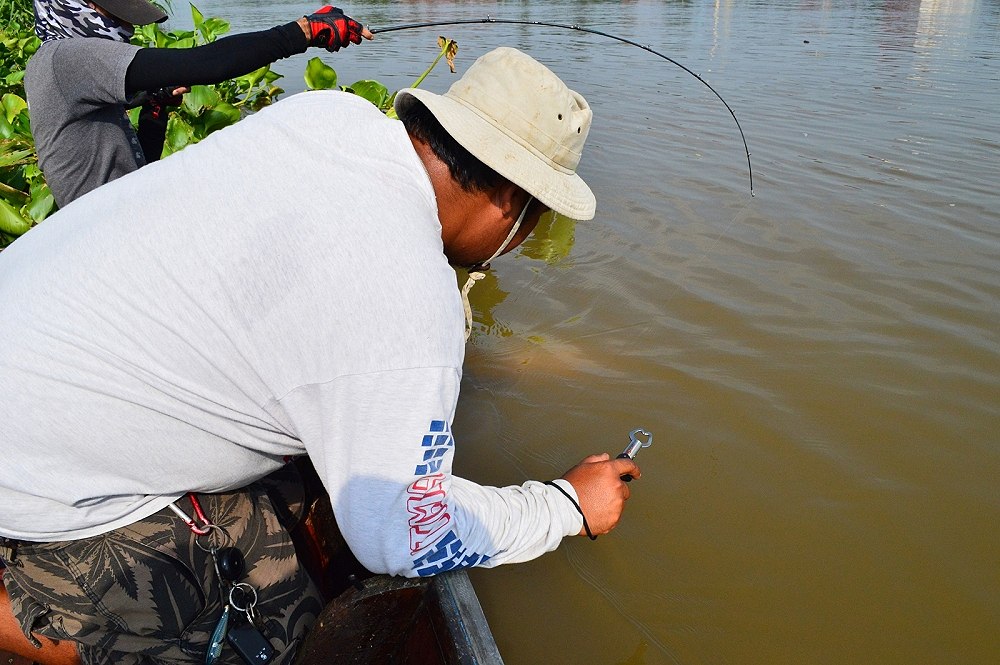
346;80;389;108
182;84;221;114
22;164;42;182
2;93;27;123
25;183;54;222
0;113;15;140
4;70;25;86
0;147;32;168
304;57;338;90
201;18;230;40
0;196;31;236
164;29;195;41
238;65;269;89
9;112;30;137
199;102;240;134
168;36;196;49
131;24;158;46
190;3;204;33
0;181;28;206
246;87;283;112
163;115;196;155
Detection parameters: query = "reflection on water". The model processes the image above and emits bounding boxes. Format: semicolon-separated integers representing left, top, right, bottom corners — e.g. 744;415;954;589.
465;211;580;338
172;1;999;662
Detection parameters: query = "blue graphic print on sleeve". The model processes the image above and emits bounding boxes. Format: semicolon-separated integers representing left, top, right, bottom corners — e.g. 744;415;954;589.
407;420;490;576
415;419;452;475
413;530;490;576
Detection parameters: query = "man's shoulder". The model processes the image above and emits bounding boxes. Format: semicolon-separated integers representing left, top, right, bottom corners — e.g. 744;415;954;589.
31;36;140;62
264;90;395;131
26;37;140;92
249;90;417;168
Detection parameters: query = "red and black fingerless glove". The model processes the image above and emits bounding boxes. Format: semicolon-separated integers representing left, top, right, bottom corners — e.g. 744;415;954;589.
305;6;364;52
147;87;184;120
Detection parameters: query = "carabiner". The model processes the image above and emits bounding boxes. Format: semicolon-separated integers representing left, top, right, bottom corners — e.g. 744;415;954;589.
167;493;213;535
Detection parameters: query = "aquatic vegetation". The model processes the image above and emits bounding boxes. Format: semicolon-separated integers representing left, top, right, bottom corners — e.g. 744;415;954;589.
304;36;458;120
0;0;47;243
130;6;285;159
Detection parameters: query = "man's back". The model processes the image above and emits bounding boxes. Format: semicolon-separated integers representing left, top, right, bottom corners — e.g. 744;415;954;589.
0;91;463;541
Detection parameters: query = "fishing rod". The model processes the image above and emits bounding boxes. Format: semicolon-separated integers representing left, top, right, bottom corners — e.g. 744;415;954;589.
371;17;755;197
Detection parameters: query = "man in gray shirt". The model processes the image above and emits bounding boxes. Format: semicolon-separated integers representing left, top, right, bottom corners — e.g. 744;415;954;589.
26;0;371;207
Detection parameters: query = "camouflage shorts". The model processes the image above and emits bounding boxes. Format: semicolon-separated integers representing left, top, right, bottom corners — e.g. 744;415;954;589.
0;468;323;665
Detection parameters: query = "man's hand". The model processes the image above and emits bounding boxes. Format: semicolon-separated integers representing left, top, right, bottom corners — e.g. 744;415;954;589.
302;6;373;52
145;86;189;121
149;86;188;107
561;453;640;537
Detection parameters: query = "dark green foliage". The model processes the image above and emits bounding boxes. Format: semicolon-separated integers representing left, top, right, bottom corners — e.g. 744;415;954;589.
1;0;47;248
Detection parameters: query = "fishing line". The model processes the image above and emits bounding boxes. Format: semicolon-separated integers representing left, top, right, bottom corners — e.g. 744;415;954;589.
562;545;681;664
371;16;755;197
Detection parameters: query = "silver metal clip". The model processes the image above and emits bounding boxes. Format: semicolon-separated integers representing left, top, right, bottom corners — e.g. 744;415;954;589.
617;428;652;482
620;428;653;460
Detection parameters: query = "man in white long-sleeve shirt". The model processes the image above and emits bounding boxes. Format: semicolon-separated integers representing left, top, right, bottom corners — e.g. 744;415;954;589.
0;47;639;664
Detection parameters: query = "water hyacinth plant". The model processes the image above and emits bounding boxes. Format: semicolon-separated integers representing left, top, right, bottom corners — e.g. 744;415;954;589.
129;5;285;158
0;0;48;244
305;36;458;119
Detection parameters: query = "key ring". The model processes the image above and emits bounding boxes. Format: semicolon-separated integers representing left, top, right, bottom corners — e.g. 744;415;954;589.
193;524;230;553
228;583;258;614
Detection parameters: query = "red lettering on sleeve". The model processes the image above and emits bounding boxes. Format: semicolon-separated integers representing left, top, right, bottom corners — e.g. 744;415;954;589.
407;474;452;554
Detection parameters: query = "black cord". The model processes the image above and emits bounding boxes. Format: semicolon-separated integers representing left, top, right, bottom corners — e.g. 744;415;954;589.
545;481;597;540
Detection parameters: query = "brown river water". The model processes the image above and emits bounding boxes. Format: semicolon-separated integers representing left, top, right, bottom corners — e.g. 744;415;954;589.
175;1;999;662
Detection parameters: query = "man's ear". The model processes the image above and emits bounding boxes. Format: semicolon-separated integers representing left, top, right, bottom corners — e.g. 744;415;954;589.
490;180;524;219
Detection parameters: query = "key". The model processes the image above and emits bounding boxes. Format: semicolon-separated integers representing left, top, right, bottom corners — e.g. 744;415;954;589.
205;604;230;665
617;427;652;482
228;622;275;665
228;583;274;665
208;546;231;603
205;545;233;665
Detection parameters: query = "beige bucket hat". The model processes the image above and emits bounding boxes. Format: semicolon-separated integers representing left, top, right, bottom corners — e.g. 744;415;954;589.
394;47;596;221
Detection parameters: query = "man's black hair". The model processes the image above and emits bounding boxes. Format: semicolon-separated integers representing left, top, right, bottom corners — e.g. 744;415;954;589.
397;99;505;194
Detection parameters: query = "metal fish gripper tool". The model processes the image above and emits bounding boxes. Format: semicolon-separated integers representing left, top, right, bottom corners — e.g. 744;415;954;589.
617;428;652;482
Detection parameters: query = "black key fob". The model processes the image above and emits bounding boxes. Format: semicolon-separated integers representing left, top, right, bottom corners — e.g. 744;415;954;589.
216;546;246;582
227;623;275;664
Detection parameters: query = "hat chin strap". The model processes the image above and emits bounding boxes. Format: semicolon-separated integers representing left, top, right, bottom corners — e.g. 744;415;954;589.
460;196;533;341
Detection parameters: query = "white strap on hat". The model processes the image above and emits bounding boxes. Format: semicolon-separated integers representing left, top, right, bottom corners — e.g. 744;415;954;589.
460;196;533;341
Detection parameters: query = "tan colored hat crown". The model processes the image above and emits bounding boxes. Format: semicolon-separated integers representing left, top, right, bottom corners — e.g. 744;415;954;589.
395;47;596;220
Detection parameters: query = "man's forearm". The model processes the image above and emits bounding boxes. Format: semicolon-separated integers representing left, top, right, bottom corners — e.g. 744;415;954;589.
124;22;308;95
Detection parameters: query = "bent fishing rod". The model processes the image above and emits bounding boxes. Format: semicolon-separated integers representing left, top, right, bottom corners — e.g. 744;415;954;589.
371;17;754;197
